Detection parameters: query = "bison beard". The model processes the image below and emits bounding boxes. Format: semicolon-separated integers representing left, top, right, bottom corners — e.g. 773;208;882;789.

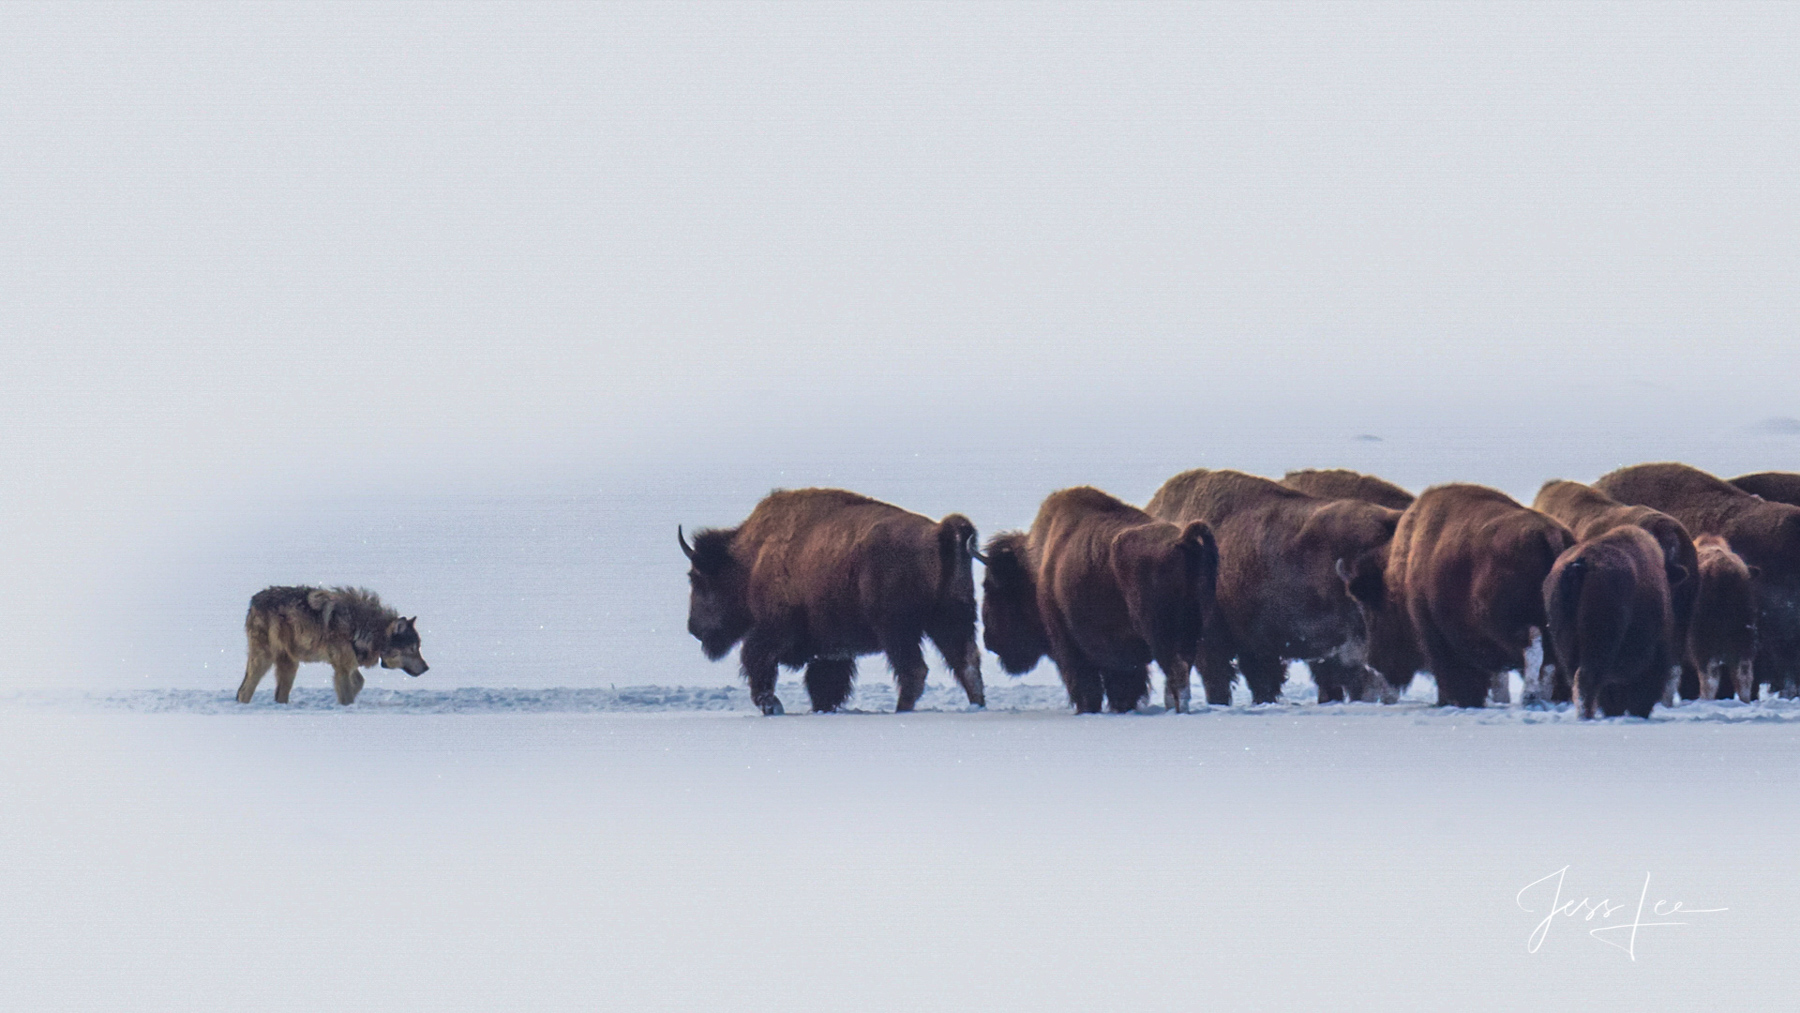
982;487;1217;714
1543;526;1677;719
680;488;985;715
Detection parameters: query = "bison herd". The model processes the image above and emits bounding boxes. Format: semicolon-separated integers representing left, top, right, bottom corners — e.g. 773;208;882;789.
681;462;1800;719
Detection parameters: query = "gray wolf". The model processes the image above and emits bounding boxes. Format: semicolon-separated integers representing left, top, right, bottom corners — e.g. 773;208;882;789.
238;586;428;705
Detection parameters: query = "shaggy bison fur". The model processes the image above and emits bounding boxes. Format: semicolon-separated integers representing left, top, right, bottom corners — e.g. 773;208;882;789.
1596;463;1800;698
1532;479;1698;697
1543;526;1677;719
978;487;1217;713
1146;469;1400;705
1730;471;1800;506
1280;469;1416;511
1687;534;1759;702
680;488;985;715
1380;484;1574;708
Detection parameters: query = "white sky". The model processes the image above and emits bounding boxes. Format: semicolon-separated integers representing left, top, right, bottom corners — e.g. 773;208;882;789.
3;1;1799;682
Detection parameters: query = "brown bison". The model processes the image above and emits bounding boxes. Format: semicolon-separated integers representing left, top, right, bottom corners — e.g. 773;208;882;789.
680;488;985;715
978;487;1218;713
1146;469;1399;705
1688;534;1759;702
1543;526;1677;718
1280;469;1416;511
1280;469;1423;696
1596;463;1800;698
1380;484;1574;708
1731;471;1800;505
1532;479;1697;697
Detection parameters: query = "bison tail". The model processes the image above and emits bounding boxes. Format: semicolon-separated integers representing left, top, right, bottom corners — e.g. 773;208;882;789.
937;513;979;588
1546;557;1588;676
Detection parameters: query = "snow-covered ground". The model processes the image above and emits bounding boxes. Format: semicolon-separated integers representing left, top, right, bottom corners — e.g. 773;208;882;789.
4;679;1794;1011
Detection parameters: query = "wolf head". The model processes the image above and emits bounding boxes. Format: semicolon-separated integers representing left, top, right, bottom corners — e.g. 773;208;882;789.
380;616;429;676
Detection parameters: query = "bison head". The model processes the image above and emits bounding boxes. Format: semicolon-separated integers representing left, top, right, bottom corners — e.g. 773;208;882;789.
978;532;1049;675
680;525;752;660
379;616;429;676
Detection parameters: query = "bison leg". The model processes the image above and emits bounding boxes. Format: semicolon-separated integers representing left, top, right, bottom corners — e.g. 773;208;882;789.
1053;654;1105;714
740;633;785;716
1196;643;1235;707
238;648;273;704
1309;658;1352;704
927;626;985;708
1101;667;1150;713
1159;656;1193;712
1238;652;1286;705
1677;660;1701;701
803;657;855;712
1517;626;1546;704
885;638;930;713
1573;668;1598;719
271;657;299;704
1734;660;1757;703
1488;670;1512;705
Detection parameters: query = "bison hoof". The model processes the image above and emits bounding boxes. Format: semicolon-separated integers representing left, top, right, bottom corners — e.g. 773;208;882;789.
757;696;784;716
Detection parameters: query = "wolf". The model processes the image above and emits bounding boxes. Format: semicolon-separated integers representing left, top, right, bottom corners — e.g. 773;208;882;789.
237;586;429;705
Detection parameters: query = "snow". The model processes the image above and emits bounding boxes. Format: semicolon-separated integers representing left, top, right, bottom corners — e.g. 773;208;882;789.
3;682;1794;1010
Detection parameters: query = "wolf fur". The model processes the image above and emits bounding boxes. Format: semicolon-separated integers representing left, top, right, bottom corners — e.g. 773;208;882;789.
238;586;428;705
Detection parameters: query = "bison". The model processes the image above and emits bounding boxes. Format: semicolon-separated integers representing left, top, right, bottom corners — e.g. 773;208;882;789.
1687;534;1759;702
1730;471;1800;505
1146;469;1400;705
1543;526;1677;718
1532;479;1697;698
680;488;985;715
1596;462;1800;698
1380;484;1574;708
978;487;1217;713
1280;469;1416;511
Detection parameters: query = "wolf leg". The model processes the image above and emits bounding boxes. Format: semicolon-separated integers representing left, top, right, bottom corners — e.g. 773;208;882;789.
272;657;300;704
238;649;273;703
803;657;855;712
331;653;360;706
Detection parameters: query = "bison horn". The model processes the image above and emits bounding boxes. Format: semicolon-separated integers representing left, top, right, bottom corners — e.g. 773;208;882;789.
966;531;988;563
1335;557;1352;583
678;525;696;560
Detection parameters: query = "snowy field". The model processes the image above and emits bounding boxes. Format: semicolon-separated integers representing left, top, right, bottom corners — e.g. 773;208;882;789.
4;676;1796;1011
